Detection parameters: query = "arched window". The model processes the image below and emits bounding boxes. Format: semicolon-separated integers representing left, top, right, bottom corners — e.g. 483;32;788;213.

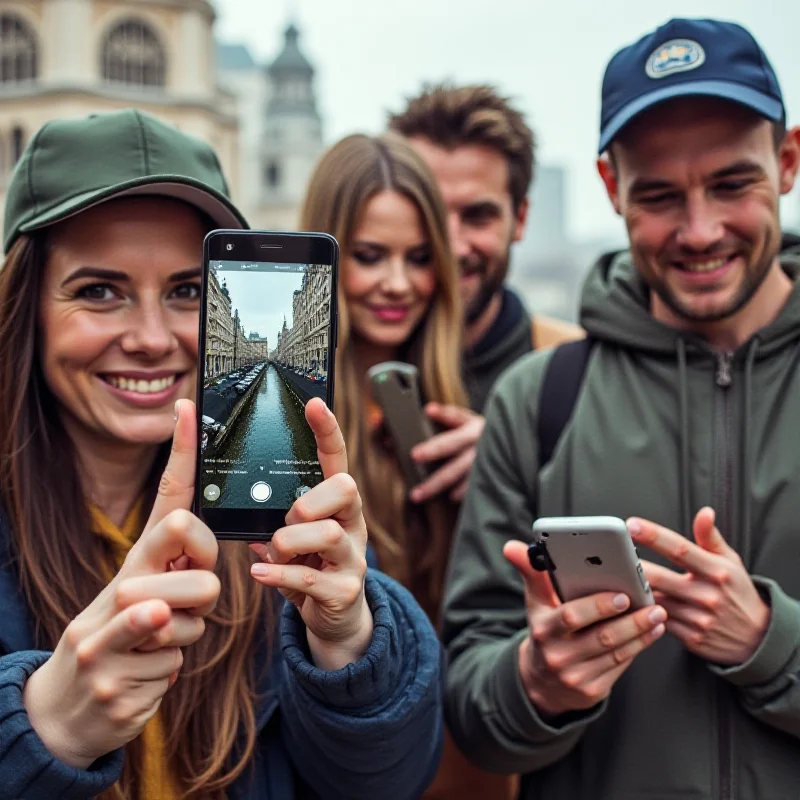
102;19;165;88
0;14;37;83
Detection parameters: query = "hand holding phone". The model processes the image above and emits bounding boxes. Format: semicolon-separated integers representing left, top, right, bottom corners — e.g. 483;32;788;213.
501;519;667;719
529;516;654;609
195;230;338;541
249;397;372;672
367;362;435;487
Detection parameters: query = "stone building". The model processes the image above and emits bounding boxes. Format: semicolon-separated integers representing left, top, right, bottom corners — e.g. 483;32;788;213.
270;265;330;374
0;0;239;209
230;312;267;369
205;266;234;379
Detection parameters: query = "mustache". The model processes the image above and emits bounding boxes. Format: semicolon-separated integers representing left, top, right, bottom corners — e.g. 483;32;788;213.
459;253;487;275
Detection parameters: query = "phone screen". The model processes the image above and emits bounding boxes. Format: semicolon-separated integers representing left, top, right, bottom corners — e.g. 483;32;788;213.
199;257;332;518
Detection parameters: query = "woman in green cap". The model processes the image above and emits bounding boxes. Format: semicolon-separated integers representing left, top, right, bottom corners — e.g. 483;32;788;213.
0;109;442;800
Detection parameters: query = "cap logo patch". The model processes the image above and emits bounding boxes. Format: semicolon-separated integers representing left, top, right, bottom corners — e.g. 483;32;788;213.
645;39;705;79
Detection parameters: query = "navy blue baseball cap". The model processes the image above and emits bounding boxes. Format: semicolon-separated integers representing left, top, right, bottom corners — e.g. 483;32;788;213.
599;18;785;154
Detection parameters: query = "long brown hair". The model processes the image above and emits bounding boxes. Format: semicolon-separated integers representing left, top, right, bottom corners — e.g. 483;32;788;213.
300;133;467;619
0;234;271;800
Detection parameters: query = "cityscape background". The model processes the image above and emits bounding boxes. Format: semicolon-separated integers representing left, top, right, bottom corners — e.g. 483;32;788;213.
0;0;796;323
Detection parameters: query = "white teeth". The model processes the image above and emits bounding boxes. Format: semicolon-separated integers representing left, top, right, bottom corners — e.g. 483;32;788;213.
682;257;728;273
106;375;177;393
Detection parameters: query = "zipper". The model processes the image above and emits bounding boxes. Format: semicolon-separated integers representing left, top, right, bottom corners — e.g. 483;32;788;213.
714;350;734;800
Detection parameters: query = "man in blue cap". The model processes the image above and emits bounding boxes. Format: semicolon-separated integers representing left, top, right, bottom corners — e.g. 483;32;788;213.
441;18;800;798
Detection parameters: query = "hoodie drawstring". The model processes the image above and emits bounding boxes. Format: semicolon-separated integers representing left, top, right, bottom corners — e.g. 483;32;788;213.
676;338;692;538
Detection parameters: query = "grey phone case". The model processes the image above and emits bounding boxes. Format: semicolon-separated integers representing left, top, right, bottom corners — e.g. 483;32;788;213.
367;361;435;487
532;516;654;610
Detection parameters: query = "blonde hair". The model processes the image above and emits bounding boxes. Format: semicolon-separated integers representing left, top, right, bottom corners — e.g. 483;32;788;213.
300;133;467;618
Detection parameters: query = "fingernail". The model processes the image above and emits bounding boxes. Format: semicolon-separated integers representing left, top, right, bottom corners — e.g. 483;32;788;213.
613;594;629;610
173;400;181;422
627;518;642;536
651;623;666;639
649;607;667;624
409;488;423;503
251;563;269;577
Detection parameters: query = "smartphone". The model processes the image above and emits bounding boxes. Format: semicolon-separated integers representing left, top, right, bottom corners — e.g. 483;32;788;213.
367;362;435;487
195;230;338;540
528;516;654;609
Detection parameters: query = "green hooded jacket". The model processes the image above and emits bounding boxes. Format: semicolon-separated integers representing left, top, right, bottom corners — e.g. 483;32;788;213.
442;236;800;800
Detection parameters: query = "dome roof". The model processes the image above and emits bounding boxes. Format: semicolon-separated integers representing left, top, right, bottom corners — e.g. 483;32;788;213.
267;24;313;77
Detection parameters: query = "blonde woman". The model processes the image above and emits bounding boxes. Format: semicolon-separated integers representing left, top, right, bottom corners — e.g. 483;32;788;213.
300;133;516;800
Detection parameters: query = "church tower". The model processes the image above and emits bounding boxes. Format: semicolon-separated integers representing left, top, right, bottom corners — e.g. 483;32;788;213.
255;22;323;230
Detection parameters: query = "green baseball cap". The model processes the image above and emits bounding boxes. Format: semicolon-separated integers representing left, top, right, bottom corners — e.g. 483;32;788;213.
3;108;249;253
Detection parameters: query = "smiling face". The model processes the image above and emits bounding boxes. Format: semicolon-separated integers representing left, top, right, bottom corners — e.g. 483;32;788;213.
39;196;206;450
407;137;527;326
601;97;800;336
343;189;437;356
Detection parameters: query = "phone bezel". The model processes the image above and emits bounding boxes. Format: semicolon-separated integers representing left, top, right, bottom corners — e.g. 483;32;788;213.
194;229;339;541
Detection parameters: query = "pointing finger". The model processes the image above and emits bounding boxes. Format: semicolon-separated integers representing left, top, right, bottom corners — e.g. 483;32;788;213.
692;507;731;557
81;599;172;656
305;398;347;478
627;517;720;578
145;400;197;532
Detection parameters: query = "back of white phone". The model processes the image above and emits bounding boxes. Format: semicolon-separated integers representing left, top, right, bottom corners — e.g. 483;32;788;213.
532;516;654;609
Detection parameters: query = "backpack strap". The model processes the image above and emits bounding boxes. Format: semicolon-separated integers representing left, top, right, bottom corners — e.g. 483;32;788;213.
537;337;594;469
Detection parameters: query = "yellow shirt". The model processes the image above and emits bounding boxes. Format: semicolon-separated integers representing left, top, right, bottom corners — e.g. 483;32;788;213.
89;500;182;800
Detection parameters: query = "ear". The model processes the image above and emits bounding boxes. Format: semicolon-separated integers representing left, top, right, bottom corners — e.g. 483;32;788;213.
778;126;800;196
511;196;529;243
597;153;622;215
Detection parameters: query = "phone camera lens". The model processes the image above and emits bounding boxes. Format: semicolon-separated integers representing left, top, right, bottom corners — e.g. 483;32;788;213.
226;243;234;251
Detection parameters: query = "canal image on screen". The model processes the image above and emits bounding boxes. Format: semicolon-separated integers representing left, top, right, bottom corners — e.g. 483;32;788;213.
200;259;331;510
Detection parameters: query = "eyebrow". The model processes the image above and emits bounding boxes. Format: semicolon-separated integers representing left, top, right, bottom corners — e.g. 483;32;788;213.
61;265;201;287
461;200;502;214
629;160;766;195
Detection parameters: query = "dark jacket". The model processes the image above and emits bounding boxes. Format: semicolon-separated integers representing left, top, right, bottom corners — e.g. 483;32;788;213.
443;238;800;799
464;289;583;413
0;511;443;799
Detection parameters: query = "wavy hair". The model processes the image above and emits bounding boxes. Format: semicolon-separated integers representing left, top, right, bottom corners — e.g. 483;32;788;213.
300;133;467;618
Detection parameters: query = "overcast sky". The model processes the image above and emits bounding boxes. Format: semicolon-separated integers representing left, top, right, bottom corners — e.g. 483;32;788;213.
218;268;304;344
216;0;800;242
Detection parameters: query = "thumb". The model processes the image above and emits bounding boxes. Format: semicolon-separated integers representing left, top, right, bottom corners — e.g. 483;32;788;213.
145;399;197;532
503;540;561;609
693;506;729;555
305;398;348;478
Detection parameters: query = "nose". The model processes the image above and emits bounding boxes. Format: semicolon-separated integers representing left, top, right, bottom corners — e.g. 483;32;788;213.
676;193;725;253
448;212;471;261
380;257;413;295
120;301;176;358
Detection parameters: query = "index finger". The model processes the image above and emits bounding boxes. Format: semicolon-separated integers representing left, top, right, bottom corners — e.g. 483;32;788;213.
411;421;481;463
540;592;635;638
305;398;347;478
85;599;172;655
627;517;720;578
145;399;197;532
424;403;476;429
